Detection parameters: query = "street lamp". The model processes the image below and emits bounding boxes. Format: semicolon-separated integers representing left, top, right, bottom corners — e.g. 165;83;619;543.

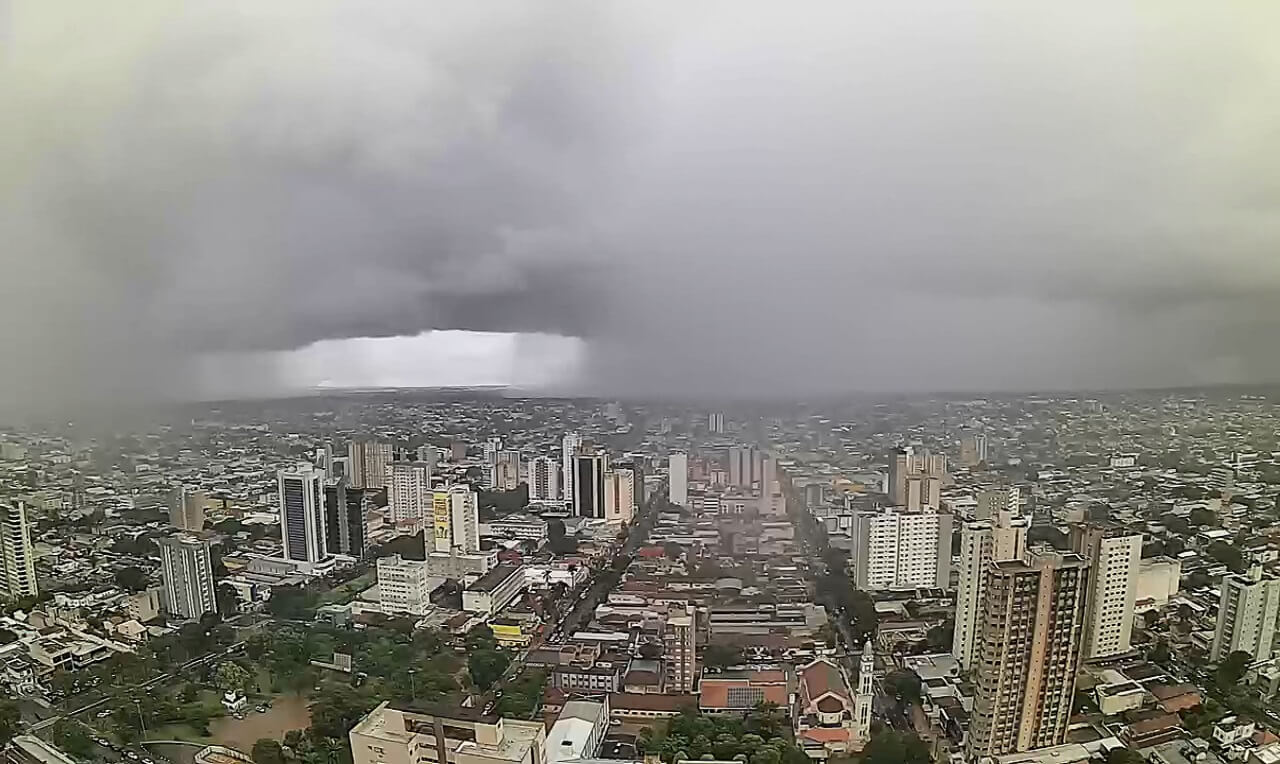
408;669;417;704
134;699;147;738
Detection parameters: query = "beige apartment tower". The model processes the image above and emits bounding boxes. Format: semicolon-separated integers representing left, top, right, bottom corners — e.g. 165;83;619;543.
1071;524;1142;659
967;551;1089;759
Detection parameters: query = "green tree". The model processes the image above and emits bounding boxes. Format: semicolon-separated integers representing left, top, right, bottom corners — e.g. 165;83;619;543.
0;699;21;746
47;720;95;758
252;738;286;764
1207;542;1245;573
468;649;511;691
702;644;743;670
1189;508;1219;527
1217;650;1252;688
114;566;150;592
883;669;923;704
215;661;253;693
1106;747;1145;764
862;728;931;764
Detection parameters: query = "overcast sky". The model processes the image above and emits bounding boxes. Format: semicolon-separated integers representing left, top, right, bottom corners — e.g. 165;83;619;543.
4;1;1280;411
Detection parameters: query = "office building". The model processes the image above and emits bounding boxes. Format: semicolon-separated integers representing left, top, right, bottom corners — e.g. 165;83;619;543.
967;551;1089;759
527;456;559;501
1211;565;1280;663
484;515;549;543
169;485;206;532
376;555;435;616
849;509;952;591
158;535;217;621
663;603;698;694
490;450;520;491
324;482;368;558
976;487;1021;522
432;486;480;554
669;452;688;507
573;451;608;519
349;702;547;764
708;412;725;434
561;432;582;505
1071;524;1142;659
348;439;392;489
0;501;39;601
387;461;433;524
604;466;636;525
953;512;1030;671
278;463;328;564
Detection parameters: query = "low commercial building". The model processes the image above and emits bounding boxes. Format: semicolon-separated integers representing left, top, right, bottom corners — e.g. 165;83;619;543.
349;702;547;764
5;735;78;764
546;699;609;764
463;565;527;617
484;515;549;544
376;555;439;617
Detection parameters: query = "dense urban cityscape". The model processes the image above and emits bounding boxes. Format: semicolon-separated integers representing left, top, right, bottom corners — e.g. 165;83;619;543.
0;390;1279;764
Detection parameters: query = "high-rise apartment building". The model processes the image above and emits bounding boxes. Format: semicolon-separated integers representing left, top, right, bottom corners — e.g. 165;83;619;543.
952;512;1030;670
158;535;217;620
727;446;762;489
490;451;520;491
888;446;947;506
663;603;697;693
668;452;688;507
483;437;504;467
432;486;481;554
959;434;989;467
562;432;583;505
169;486;206;532
1071;524;1142;659
0;502;38;601
604;467;635;525
708;412;725;434
323;482;368;558
387;461;433;524
1211;565;1280;662
278;463;328;564
976;487;1021;521
850;509;952;591
527;456;559;501
348;439;392;489
573;451;609;519
967;551;1089;759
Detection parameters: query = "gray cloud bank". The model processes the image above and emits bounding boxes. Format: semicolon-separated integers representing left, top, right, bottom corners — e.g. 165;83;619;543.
4;1;1280;411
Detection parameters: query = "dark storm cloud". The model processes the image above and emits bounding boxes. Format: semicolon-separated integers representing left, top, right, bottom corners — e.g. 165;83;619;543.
5;1;1280;409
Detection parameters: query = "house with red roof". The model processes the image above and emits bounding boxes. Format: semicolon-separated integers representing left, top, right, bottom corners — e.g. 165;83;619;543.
698;670;791;714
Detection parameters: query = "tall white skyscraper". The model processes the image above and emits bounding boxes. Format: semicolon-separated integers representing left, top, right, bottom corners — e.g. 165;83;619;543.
348;439;392;489
953;512;1030;670
561;432;583;504
668;453;688;507
278;463;328;564
387;461;433;524
490;450;520;491
1071;525;1142;659
850;509;952;591
604;467;635;525
158;535;217;620
527;457;560;501
483;437;504;467
432;486;481;554
169;486;206;532
1211;565;1280;662
0;501;38;601
727;446;761;489
708;412;725;434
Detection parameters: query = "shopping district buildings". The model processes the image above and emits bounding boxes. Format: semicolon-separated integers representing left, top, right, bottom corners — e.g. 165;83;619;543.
10;393;1280;764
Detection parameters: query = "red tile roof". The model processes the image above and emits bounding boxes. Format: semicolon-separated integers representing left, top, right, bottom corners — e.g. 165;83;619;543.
801;728;850;743
800;660;851;703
